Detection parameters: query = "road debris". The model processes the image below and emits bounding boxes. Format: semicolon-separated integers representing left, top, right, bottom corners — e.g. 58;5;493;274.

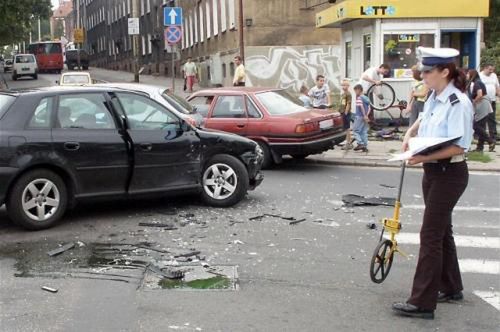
47;242;75;257
41;286;58;293
342;194;397;207
289;218;306;225
379;184;396;189
174;251;201;258
138;222;178;230
366;222;377;230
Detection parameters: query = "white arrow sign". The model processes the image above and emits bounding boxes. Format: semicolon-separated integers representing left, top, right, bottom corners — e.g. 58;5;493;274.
169;9;177;25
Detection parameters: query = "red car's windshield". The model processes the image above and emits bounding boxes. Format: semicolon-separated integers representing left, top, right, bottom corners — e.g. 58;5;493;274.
255;90;306;115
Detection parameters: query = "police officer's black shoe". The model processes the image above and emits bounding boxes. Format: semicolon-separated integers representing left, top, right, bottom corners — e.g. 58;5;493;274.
392;302;435;320
437;291;463;303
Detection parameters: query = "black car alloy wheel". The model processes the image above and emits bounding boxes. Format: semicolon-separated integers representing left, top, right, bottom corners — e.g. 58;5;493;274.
7;169;68;230
201;154;249;207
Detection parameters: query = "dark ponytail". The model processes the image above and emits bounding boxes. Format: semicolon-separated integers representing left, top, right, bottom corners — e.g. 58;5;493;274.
435;63;467;92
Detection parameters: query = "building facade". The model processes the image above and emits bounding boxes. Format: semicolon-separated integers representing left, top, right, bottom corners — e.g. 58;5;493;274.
75;0;341;91
51;0;74;42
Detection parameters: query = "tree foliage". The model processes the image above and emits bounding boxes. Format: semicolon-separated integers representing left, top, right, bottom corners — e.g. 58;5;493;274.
0;0;52;46
481;0;500;68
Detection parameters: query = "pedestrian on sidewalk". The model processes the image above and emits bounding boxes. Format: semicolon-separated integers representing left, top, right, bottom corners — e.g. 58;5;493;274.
479;63;499;142
183;57;198;93
466;69;495;152
393;47;473;320
352;84;370;152
404;66;429;126
339;79;353;150
233;55;246;86
308;75;331;109
358;64;391;124
299;85;312;108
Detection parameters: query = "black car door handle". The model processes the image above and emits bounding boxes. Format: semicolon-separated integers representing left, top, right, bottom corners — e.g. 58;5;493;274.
140;143;153;151
64;142;80;151
236;124;246;128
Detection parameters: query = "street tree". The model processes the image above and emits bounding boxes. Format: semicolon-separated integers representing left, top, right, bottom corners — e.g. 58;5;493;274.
0;0;52;46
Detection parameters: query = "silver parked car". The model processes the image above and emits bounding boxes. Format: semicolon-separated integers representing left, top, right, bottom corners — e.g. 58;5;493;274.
93;83;204;127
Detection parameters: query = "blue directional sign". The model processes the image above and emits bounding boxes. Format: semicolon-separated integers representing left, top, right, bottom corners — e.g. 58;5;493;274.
165;26;182;45
164;7;183;26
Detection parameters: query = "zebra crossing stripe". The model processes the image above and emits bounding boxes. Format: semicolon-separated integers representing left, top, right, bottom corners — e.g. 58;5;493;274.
394;233;500;249
458;259;500;275
473;291;500;311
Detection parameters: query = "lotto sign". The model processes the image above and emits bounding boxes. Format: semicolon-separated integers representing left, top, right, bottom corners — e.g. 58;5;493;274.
165;26;182;45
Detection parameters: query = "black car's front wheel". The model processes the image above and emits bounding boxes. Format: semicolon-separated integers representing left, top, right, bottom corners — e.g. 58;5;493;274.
6;169;68;230
201;155;249;207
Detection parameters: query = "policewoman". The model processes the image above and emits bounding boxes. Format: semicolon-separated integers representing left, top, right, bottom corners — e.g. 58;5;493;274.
392;47;473;319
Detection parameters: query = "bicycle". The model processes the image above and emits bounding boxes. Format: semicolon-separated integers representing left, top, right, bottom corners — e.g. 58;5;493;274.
369;161;408;283
367;81;407;132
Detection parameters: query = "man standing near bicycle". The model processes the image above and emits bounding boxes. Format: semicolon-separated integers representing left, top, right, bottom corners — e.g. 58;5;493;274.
358;64;391;123
392;47;473;320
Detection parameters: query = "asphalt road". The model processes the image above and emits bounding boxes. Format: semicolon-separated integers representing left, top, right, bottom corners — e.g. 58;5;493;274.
1;70;499;331
0;160;499;332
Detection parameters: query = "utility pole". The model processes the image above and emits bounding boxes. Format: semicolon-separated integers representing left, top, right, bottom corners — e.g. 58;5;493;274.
132;0;140;82
38;17;41;42
238;0;244;61
76;0;81;70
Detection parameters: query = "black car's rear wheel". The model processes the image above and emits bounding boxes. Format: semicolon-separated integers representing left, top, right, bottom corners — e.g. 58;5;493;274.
201;154;249;207
7;169;68;230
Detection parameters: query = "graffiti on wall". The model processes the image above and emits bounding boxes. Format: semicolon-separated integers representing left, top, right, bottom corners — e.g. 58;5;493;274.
245;46;342;93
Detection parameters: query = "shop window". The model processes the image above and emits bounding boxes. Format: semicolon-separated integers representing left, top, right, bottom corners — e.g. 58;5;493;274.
383;33;434;78
363;35;371;71
345;41;352;78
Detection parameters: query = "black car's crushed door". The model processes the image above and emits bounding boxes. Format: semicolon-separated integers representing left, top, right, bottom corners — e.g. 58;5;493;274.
110;92;201;194
51;92;130;197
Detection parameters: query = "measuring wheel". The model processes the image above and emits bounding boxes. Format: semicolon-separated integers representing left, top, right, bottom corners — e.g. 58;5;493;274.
369;239;394;283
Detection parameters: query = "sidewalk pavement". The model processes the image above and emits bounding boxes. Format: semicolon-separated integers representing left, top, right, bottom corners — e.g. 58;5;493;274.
88;67;500;172
312;137;500;172
88;67;191;97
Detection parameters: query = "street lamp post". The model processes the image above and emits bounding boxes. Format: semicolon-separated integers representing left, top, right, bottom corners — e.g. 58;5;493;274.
238;0;244;61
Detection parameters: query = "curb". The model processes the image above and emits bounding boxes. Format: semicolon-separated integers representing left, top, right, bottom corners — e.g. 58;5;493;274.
308;156;500;173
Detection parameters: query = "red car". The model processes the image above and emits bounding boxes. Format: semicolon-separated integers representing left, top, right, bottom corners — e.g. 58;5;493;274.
188;88;347;168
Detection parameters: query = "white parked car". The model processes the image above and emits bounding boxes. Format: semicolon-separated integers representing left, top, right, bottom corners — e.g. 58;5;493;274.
12;54;38;80
58;71;92;86
93;83;204;127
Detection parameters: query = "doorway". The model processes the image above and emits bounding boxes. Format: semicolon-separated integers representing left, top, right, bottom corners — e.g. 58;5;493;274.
441;31;477;69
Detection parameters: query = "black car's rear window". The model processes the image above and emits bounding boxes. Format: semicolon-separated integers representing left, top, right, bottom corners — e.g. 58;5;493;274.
0;94;16;119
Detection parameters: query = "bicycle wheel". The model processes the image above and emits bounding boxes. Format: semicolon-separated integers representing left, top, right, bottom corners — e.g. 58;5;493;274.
369;239;394;283
367;82;396;111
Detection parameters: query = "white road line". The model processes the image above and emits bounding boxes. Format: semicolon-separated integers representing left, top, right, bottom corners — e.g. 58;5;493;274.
327;200;500;212
473;291;500;311
459;259;500;275
404;205;500;212
393;233;500;249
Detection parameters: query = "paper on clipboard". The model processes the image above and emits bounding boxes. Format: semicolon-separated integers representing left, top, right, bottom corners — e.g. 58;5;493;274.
388;136;462;162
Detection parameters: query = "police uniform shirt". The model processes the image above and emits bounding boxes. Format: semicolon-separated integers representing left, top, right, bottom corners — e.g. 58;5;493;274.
418;82;474;152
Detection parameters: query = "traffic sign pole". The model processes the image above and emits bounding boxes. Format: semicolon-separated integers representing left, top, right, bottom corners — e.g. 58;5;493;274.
163;7;183;93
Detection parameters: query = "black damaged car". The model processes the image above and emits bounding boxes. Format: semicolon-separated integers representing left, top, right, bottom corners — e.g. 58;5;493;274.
0;87;264;230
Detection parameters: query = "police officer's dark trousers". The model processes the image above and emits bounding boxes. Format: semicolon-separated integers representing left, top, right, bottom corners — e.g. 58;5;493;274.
408;161;468;310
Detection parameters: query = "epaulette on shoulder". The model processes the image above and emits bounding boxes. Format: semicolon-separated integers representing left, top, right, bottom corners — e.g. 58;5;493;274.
449;93;459;106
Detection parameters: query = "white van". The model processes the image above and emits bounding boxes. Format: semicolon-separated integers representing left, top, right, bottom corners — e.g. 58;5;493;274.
12;54;38;80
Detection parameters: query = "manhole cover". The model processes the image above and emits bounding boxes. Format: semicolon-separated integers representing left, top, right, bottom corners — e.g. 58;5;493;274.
141;265;238;291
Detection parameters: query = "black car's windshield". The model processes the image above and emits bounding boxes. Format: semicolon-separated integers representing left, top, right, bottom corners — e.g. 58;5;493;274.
0;94;16;119
161;90;195;114
255;90;306;115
